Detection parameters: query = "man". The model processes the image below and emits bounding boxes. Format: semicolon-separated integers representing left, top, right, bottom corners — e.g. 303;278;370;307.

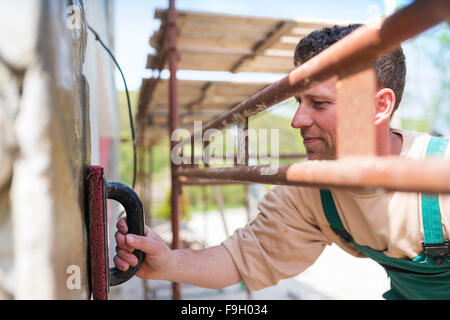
114;24;450;299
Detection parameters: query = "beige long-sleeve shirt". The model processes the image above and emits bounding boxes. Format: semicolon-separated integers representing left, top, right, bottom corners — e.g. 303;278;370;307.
222;129;450;290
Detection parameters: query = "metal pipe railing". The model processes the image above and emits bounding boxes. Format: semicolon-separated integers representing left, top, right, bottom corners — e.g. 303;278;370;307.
185;153;307;164
179;157;450;194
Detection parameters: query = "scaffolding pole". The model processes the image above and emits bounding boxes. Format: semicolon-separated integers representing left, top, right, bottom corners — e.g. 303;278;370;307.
168;0;181;300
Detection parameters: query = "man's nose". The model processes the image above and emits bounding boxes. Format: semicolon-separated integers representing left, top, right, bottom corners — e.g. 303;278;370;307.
291;105;313;129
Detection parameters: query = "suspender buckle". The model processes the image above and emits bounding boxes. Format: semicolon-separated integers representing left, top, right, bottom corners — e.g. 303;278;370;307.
422;240;449;264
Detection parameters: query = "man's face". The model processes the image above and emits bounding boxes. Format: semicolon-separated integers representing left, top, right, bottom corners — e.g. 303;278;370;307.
291;77;338;160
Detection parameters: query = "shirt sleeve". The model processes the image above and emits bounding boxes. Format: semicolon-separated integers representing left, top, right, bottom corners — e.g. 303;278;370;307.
221;185;331;290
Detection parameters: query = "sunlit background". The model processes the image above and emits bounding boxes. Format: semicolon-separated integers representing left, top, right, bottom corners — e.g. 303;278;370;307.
113;0;449;134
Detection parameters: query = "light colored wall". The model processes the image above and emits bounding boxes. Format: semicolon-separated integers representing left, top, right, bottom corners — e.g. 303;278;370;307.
0;0;105;299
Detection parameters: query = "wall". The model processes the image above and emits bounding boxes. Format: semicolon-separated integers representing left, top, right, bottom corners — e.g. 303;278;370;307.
0;0;118;299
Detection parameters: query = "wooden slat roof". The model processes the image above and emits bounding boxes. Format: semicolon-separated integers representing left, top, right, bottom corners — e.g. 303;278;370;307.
139;79;270;141
137;9;334;145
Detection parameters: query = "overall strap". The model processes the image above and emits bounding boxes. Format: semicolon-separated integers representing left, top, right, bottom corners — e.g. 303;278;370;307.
320;136;449;253
421;136;449;262
320;189;353;243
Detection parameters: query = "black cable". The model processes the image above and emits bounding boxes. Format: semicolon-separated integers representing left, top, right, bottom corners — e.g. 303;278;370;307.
87;24;137;190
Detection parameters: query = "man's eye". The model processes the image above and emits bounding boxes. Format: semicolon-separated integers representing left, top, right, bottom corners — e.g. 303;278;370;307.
313;100;327;107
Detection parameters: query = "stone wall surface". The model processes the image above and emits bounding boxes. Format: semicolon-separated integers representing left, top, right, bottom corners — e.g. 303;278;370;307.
0;0;91;299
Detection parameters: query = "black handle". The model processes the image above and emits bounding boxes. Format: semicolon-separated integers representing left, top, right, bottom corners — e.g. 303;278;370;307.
106;181;145;286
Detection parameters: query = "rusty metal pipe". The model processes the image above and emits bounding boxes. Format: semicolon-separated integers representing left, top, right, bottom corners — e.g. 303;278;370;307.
187;153;307;164
177;157;450;194
179;178;253;185
168;0;181;301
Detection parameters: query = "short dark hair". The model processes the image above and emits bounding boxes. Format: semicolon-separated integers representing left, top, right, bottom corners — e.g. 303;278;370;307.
294;24;406;113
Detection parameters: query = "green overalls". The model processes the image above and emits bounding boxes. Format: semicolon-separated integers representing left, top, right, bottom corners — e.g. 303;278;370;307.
320;136;450;300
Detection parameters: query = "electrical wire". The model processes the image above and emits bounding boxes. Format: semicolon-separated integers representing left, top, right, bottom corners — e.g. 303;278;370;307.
87;24;137;190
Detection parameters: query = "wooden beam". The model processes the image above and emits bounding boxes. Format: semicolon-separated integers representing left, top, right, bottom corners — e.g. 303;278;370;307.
232;21;295;73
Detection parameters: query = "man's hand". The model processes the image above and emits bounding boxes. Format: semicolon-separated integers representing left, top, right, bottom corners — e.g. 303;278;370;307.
114;217;242;289
114;217;174;280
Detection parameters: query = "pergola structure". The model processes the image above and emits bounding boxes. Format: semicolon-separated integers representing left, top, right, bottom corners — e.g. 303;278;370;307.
135;0;450;300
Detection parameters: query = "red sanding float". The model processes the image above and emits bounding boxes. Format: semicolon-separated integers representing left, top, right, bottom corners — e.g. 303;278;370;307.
85;165;144;300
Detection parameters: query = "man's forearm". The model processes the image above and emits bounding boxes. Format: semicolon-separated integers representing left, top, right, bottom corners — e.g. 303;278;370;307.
165;244;242;289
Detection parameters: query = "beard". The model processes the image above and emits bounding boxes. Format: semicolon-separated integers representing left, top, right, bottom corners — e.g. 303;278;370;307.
304;139;336;160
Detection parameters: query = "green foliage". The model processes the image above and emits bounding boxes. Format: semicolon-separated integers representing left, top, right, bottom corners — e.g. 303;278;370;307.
401;118;431;133
117;90;170;184
117;90;138;186
426;24;450;126
154;189;191;221
185;184;246;213
119;141;134;187
117;90;139;136
405;23;450;131
250;100;304;153
117;91;139;134
119;141;170;187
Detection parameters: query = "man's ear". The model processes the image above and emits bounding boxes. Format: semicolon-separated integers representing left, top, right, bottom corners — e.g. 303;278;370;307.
374;88;395;126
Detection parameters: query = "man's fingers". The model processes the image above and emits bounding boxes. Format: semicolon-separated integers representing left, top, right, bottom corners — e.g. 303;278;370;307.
116;218;165;256
116;247;138;267
114;255;129;272
116;217;128;234
117;217;153;238
115;231;134;252
125;234;163;255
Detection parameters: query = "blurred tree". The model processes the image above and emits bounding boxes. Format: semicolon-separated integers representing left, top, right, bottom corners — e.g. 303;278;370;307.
426;24;450;130
155;189;190;221
401;23;450;134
